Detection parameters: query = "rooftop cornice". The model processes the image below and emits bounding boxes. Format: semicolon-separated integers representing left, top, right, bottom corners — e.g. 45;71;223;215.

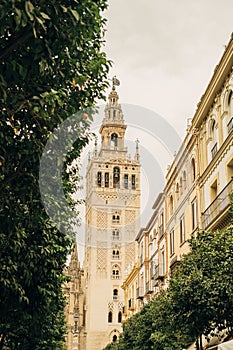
192;33;233;128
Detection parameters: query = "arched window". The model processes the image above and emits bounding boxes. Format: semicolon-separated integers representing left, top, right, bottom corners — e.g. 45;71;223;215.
112;249;120;259
124;174;128;189
97;172;102;187
113;167;120;188
227;90;233;134
113;335;117;342
112;212;120;224
183;171;187;189
118;311;122;323
191;158;196;181
176;183;179;199
112;265;120;279
131;174;136;189
179;177;183;195
112;229;120;240
111;133;118;147
113;289;118;300
108;311;113;323
210;119;216;136
169;195;174;216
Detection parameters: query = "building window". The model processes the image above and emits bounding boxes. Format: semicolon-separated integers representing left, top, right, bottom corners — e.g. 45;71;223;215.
113;167;120;188
191;199;197;230
105;172;109;187
113;335;117;342
169;195;174;216
159;212;164;237
210;179;218;202
111;133;118;147
118;311;122;323
140;242;143;265
227;117;233;134
112;249;120;259
183;171;187;189
170;229;174;255
179;177;183;195
108;311;113;323
209;119;218;159
226;158;233;182
131;174;136;189
113;289;118;300
191;158;196;181
97;172;102;187
124;174;128;189
161;250;165;276
112;265;120;279
227;90;233;133
112;213;120;224
113;110;116;119
211;142;218;159
180;215;185;244
176;182;179;199
112;229;120;240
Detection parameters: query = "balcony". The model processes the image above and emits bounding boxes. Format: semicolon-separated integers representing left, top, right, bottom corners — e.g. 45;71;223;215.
211;142;218;159
202;178;233;230
128;298;135;310
136;287;144;299
153;264;164;281
145;281;153;294
227;117;233;134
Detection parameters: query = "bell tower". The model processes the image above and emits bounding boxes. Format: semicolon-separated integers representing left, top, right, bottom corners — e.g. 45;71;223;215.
84;80;141;350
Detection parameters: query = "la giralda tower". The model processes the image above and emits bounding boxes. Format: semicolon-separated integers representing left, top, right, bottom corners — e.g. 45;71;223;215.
84;80;141;349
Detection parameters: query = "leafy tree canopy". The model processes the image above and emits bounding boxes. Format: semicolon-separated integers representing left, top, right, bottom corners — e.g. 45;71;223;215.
0;0;110;348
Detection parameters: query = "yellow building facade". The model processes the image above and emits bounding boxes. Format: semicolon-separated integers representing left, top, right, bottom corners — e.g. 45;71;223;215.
122;33;233;330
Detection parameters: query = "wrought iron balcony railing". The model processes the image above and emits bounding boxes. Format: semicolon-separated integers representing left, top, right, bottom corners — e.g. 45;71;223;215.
202;178;233;230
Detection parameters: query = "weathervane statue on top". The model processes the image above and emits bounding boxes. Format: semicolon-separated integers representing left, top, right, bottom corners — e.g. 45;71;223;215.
112;75;120;90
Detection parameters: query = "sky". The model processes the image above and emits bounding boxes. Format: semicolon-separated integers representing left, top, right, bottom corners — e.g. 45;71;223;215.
103;0;233;138
76;1;233;263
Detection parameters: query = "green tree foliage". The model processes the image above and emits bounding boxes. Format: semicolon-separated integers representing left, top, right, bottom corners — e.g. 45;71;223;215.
169;223;233;347
0;0;110;348
104;198;233;350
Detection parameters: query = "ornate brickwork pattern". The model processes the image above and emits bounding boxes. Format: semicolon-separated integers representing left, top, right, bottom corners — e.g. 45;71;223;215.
97;193;118;202
125;210;136;224
97;241;107;278
96;210;108;228
124;242;135;270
